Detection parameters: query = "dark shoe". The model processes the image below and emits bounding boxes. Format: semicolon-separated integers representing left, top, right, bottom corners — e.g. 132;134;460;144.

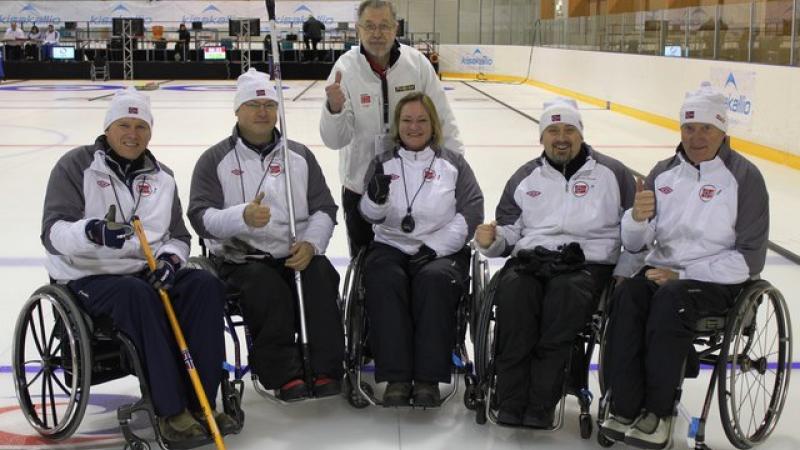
412;381;441;408
158;410;208;445
278;378;308;402
313;375;342;398
522;405;555;429
383;382;412;407
496;408;523;426
194;410;240;436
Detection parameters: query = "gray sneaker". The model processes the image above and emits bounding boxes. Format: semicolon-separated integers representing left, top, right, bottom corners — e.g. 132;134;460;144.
624;412;672;449
599;414;634;442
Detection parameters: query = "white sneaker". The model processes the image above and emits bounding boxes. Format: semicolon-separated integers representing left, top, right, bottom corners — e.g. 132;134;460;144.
599;414;634;442
624;412;672;449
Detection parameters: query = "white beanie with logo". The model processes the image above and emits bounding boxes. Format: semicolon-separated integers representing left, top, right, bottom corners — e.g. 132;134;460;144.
539;98;583;138
234;68;279;111
680;81;728;132
103;87;153;130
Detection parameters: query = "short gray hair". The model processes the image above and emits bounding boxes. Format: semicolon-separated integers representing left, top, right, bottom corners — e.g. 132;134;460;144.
357;0;397;22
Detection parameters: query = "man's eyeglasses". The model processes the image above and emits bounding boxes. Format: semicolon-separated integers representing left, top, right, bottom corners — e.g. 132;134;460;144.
358;22;395;34
242;101;278;111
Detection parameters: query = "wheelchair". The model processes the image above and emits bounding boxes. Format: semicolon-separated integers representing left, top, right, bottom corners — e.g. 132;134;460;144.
186;246;342;405
340;244;489;408
464;262;614;439
596;279;792;450
12;282;244;450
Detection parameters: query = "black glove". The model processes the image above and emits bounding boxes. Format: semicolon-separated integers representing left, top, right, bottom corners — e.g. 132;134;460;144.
85;205;133;249
367;173;392;204
145;253;180;291
408;244;437;276
515;243;585;278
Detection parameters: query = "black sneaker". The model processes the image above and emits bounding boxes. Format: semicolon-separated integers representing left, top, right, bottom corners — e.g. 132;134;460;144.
412;382;440;408
278;378;309;402
313;375;342;398
522;405;555;429
383;382;412;407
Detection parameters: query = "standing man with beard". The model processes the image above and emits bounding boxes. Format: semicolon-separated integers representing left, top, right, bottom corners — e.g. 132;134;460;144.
320;0;464;256
474;98;639;428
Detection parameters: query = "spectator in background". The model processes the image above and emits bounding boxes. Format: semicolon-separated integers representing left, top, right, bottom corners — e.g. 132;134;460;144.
42;24;60;61
175;23;191;62
25;24;42;60
302;15;325;61
3;22;25;61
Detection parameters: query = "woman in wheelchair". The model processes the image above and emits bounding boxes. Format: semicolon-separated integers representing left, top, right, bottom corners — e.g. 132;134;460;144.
473;98;638;429
39;88;237;446
187;68;344;402
358;92;483;407
599;82;770;449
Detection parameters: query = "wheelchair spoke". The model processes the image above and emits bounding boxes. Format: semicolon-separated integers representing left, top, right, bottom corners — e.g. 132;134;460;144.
27;315;45;359
46;369;58;426
51;371;72;397
25;366;44;388
40;369;48;427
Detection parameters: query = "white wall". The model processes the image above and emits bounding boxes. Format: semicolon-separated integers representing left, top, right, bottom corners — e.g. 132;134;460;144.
440;44;800;158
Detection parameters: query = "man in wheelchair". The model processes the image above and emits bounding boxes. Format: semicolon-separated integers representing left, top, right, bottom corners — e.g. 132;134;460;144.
188;68;344;402
474;98;638;428
40;88;237;446
599;82;769;449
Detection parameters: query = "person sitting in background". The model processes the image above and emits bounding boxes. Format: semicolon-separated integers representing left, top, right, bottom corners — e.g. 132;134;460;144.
25;24;41;60
41;24;60;61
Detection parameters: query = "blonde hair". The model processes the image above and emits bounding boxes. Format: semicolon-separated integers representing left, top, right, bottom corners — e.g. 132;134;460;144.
390;92;443;149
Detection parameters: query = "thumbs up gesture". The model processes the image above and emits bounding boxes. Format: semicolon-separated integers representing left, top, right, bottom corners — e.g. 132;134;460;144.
325;71;345;114
243;191;271;228
632;176;656;222
474;221;497;248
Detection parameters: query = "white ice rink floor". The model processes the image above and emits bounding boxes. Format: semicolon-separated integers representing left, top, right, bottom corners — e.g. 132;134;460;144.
0;78;798;449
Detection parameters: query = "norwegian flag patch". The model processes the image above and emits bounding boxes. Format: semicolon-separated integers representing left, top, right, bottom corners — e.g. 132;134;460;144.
423;168;436;180
551;114;561;122
685;111;695;119
256;89;265;96
361;94;371;106
128;107;138;114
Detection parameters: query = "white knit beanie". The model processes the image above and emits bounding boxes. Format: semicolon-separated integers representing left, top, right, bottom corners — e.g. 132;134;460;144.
539;98;583;137
234;68;279;111
680;81;728;132
103;87;153;130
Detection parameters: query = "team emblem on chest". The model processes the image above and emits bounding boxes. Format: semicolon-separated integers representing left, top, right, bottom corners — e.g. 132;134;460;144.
423;168;436;181
360;94;371;107
268;162;283;176
572;181;589;197
699;184;718;202
137;181;154;197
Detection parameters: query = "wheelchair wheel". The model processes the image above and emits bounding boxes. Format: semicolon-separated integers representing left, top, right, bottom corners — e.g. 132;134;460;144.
717;280;792;449
469;249;489;343
474;272;501;382
579;412;593;439
12;284;92;440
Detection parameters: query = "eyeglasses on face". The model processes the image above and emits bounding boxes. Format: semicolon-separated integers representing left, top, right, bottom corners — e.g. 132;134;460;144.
242;101;278;111
358;22;395;34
